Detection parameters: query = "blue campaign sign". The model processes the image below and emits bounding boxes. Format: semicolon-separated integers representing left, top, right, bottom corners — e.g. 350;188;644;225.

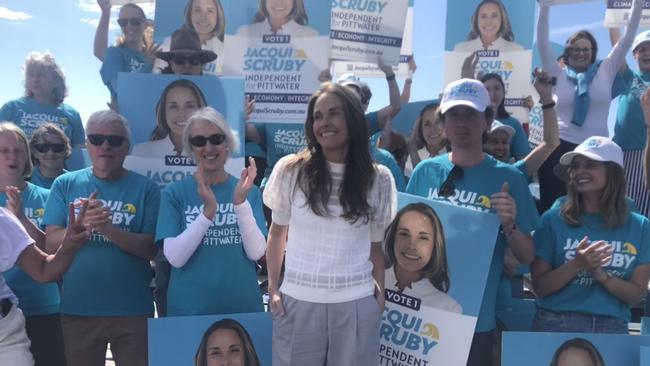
445;0;535;52
116;73;245;156
148;312;272;366
642;345;650;365
397;193;500;317
503;332;650;366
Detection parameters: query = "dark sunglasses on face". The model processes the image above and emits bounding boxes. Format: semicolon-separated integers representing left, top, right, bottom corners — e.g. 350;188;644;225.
172;54;202;66
189;134;226;147
438;165;464;198
117;17;144;27
33;143;65;153
87;134;127;147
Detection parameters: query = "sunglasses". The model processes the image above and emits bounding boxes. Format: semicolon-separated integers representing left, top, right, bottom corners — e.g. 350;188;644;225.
438;165;464;198
172;54;202;66
33;143;65;153
189;134;226;147
117;17;144;27
87;134;127;147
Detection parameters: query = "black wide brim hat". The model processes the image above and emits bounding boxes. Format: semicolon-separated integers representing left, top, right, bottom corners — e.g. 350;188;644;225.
155;27;218;64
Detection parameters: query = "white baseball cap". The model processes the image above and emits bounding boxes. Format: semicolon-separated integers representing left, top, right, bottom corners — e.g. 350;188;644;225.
440;78;490;114
337;73;364;89
633;30;650;52
488;120;515;140
559;136;624;168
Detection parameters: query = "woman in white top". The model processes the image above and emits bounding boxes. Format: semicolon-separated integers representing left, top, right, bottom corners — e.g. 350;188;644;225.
453;0;523;52
264;82;396;366
155;0;226;75
536;0;643;212
236;0;318;37
384;203;462;314
131;79;208;158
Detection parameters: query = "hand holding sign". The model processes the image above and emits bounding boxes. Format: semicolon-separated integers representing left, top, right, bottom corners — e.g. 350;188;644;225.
461;52;479;79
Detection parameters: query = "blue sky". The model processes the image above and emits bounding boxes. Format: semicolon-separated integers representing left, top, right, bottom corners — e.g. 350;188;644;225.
0;1;626;126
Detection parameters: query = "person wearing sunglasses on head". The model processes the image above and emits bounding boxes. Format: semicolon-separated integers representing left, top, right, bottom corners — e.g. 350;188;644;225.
154;28;218;76
0;51;85;148
99;3;159;106
43;110;160;366
28;123;72;190
406;79;540;366
0;123;67;366
155;107;267;316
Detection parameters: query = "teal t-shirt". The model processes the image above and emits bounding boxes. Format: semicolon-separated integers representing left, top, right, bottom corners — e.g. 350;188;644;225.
406;153;541;331
156;175;267;316
29;166;68;190
100;46;153;96
534;206;650;320
498;116;531;160
371;146;406;192
1;183;60;316
0;97;84;145
43;168;159;316
614;69;650;150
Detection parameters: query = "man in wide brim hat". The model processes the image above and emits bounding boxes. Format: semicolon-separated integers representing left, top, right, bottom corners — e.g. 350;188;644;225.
156;28;217;75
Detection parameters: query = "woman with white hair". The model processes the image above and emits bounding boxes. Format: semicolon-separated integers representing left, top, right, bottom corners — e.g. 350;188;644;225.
155;107;267;316
0;51;84;146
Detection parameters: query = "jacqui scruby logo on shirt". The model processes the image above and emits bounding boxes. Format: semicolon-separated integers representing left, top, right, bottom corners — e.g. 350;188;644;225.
563;238;638;286
427;187;491;213
184;203;242;246
73;198;137;226
20;112;68;130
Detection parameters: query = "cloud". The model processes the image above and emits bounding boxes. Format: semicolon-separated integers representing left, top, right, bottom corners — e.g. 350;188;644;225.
550;21;603;38
0;6;32;21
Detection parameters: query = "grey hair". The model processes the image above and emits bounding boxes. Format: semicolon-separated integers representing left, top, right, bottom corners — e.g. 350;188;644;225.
86;110;132;142
182;107;239;156
23;51;68;105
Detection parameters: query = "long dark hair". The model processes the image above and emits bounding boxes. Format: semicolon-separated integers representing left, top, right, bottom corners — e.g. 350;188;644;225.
288;82;375;224
150;79;208;141
480;73;510;119
194;318;260;366
384;203;451;292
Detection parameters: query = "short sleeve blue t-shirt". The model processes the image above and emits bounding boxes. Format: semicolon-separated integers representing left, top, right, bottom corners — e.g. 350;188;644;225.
100;46;153;96
534;206;650;320
43;168;160;316
156;175;267;316
0;97;85;146
613;69;650;150
371;146;406;192
498;116;531;160
406;153;541;331
1;183;60;316
29;167;68;190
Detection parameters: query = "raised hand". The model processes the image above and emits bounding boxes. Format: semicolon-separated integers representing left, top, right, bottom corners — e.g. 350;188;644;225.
234;157;257;205
461;51;479;79
245;95;255;121
97;0;111;15
195;164;217;220
377;56;394;77
5;186;25;219
533;68;554;103
491;182;517;228
143;43;162;65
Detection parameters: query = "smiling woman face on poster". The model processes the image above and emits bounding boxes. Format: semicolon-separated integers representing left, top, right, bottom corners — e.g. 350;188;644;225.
195;318;261;366
453;0;523;52
131;79;208;158
236;0;318;37
185;0;226;44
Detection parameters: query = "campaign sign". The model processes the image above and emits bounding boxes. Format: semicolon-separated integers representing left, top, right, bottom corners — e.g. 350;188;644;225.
540;0;597;4
642;345;650;365
111;0;152;5
381;193;500;365
330;0;409;65
502;332;650;366
148;312;272;366
117;73;245;187
332;0;414;78
152;0;224;75
604;0;650;27
221;0;330;123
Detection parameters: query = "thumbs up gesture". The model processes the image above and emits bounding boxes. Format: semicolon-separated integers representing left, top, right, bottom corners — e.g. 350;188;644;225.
491;182;517;229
